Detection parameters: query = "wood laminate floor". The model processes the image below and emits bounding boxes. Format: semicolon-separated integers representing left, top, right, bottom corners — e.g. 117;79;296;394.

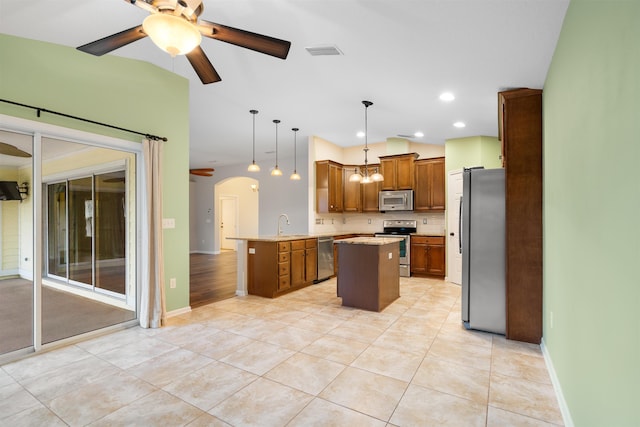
189;251;237;308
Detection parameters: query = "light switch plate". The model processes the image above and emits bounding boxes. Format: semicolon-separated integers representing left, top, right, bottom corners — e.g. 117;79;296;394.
388;252;393;259
162;218;176;229
249;248;256;254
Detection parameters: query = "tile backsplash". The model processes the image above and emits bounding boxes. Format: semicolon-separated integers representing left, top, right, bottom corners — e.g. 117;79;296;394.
312;212;446;236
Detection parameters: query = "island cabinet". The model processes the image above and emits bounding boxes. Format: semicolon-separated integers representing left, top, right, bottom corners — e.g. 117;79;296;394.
410;236;445;277
290;239;317;287
414;157;445;212
247;239;316;298
336;237;401;312
379;153;419;190
316;160;343;213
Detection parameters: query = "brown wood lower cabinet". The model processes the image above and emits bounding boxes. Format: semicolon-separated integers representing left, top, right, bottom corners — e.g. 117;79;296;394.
410;236;445;277
248;239;317;298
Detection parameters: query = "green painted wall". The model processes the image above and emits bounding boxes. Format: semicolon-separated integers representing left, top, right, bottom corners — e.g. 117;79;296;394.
444;135;501;175
0;34;191;312
543;1;640;425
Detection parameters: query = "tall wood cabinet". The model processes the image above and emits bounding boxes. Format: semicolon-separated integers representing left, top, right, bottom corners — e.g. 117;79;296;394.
316;160;343;213
414;157;445;211
379;153;418;190
499;88;543;344
361;164;381;212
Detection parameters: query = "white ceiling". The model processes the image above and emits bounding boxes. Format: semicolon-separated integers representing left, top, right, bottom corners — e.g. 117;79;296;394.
0;0;569;169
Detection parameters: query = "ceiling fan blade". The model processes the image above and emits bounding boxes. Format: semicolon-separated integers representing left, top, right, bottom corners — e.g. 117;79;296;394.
198;20;291;59
0;142;31;158
77;26;147;56
190;169;214;176
186;46;222;84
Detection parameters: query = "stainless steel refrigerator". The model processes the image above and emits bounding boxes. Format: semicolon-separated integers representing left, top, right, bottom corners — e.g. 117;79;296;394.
461;167;506;334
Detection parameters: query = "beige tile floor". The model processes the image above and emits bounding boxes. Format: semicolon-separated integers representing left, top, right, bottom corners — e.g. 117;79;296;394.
0;277;564;426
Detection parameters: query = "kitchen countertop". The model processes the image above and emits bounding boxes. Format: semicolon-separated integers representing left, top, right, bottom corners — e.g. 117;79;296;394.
228;232;444;242
334;236;405;246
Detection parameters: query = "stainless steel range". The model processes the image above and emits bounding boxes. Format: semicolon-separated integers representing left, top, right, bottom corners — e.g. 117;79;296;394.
375;219;417;277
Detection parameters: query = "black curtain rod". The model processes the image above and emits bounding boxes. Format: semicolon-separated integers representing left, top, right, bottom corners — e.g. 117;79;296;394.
0;98;168;142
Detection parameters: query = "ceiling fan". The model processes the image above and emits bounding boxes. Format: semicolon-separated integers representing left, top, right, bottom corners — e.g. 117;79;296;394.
0;142;31;158
77;0;291;84
190;168;214;176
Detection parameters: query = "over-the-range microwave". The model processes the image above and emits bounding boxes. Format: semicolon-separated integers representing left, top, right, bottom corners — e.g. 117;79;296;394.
379;190;414;212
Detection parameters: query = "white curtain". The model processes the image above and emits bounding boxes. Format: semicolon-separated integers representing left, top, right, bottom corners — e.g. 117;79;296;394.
140;138;166;328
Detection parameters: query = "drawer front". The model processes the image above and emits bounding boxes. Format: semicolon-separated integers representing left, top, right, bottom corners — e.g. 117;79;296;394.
278;275;290;290
413;236;444;245
291;240;305;251
305;239;317;249
278;242;291;252
278;262;290;276
278;252;290;263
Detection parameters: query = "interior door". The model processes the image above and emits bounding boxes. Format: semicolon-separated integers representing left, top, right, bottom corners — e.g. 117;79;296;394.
447;169;463;284
220;196;237;251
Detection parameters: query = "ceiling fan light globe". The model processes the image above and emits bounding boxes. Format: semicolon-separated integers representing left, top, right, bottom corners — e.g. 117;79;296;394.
143;14;202;56
248;163;260;172
271;167;283;176
371;172;384;182
290;172;301;180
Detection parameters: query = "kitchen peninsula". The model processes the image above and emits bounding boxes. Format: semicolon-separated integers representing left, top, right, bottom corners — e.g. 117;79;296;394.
335;236;402;312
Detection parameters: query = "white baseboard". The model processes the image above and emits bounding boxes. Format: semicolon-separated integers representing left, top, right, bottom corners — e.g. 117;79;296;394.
166;306;191;317
541;338;574;427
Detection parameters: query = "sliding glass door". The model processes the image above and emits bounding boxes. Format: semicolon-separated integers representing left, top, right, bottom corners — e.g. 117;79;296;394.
46;170;128;297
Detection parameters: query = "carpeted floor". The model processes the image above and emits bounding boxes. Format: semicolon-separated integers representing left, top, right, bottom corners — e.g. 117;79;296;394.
0;278;136;354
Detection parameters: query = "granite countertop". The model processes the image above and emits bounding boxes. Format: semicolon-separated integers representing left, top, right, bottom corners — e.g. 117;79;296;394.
334;236;405;245
228;232;444;242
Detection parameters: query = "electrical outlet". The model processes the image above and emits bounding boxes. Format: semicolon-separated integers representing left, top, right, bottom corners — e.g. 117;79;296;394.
368;218;371;224
169;278;176;289
388;252;393;259
423;218;427;224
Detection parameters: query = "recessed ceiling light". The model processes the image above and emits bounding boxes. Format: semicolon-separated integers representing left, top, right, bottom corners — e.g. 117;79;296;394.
356;131;365;138
414;132;424;138
453;121;466;128
439;92;455;102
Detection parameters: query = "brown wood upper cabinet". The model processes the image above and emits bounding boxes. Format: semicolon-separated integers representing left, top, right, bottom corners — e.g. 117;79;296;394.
379;153;418;190
342;165;361;213
414;157;445;212
316;160;343;213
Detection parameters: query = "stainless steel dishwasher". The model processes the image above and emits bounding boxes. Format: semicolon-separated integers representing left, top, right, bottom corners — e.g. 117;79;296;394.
316;236;334;282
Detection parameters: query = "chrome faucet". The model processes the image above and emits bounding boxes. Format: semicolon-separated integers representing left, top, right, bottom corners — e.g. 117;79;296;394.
278;213;290;236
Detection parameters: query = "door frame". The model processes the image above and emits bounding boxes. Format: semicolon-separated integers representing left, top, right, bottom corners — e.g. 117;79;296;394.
447;168;463;284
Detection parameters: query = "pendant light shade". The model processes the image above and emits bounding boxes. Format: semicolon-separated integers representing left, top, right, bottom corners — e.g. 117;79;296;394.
248;109;260;172
348;100;382;184
271;119;283;176
290;127;301;180
142;13;202;57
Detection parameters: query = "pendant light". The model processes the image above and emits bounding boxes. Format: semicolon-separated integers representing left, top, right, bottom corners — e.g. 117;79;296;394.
271;119;283;176
348;100;383;184
290;127;301;180
247;109;260;172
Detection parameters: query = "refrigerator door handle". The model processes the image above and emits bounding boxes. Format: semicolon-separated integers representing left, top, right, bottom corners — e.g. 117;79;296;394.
458;196;463;254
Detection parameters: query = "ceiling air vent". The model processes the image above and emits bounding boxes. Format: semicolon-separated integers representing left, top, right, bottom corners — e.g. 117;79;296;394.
305;45;343;56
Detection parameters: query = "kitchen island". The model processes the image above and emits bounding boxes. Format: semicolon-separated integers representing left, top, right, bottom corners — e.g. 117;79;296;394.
335;236;403;312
